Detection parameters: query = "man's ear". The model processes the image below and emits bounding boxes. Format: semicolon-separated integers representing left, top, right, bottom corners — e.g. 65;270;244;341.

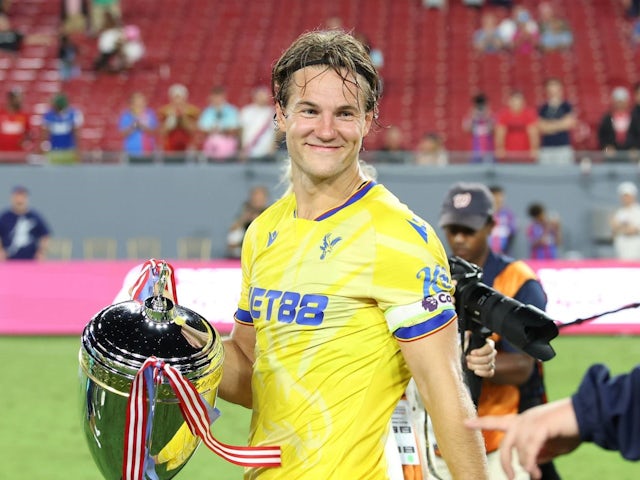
362;110;374;137
275;103;287;131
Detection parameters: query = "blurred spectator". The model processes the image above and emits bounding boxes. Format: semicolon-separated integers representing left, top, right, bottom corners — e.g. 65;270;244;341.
93;14;144;73
598;86;632;161
199;86;241;162
375;125;408;164
118;92;158;161
473;12;504;53
0;89;31;163
495;90;539;163
58;34;80;81
622;0;640;18
497;11;517;50
610;181;640;260
626;82;640;150
512;6;540;55
422;0;447;9
158;83;200;154
226;185;270;259
488;185;517;255
0;13;51;53
61;0;88;36
538;3;573;52
89;0;121;35
119;25;144;70
239;86;276;162
463;92;495;163
92;12;122;71
539;18;573;52
0;0;11;15
0;185;50;261
41;93;83;164
633;17;640;48
526;202;561;259
538;77;576;165
414;132;448;166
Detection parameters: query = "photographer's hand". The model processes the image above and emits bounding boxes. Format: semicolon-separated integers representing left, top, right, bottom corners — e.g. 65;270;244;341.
465;334;496;378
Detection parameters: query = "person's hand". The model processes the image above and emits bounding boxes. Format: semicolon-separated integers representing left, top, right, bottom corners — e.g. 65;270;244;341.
465;335;496;378
464;398;582;480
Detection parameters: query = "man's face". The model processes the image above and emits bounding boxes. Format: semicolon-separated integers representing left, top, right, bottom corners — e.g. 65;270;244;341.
209;92;225;107
508;94;525;112
275;66;373;183
7;92;21;111
11;191;29;214
545;81;562;100
443;223;492;266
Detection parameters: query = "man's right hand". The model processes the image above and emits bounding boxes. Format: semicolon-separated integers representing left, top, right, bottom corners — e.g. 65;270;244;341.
465;398;581;480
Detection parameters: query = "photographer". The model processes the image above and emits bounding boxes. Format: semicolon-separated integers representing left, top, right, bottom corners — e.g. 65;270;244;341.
431;182;560;479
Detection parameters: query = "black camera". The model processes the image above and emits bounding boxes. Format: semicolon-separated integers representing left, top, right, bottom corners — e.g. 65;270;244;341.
449;256;558;362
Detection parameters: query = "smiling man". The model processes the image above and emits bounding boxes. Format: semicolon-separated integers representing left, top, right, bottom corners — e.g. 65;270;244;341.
216;31;488;479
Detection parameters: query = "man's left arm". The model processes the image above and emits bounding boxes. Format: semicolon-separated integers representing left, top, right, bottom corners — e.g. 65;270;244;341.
399;321;489;479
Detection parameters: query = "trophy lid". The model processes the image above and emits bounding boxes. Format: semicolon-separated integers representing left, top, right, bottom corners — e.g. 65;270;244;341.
82;295;220;379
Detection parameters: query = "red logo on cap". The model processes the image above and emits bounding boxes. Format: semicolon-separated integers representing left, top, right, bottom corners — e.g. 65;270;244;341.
453;192;472;209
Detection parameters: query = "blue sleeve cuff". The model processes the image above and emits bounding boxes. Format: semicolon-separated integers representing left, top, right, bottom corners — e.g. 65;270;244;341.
235;308;254;325
394;311;456;342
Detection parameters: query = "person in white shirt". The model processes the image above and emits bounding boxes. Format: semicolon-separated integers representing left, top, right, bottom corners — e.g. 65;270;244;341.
238;86;276;162
611;181;640;260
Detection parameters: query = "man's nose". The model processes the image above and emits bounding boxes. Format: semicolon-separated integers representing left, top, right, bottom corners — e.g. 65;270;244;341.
315;113;337;139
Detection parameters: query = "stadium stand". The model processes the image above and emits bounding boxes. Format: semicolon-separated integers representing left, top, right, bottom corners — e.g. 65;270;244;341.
2;0;639;157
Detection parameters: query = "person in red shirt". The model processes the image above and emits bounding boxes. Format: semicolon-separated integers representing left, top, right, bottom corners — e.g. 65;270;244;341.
0;89;31;163
494;90;539;163
157;84;200;157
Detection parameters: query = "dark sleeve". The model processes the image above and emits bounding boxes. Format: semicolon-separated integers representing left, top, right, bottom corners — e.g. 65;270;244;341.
572;363;640;460
597;115;613;149
513;278;547;310
500;278;548;353
31;212;51;238
626;109;640;149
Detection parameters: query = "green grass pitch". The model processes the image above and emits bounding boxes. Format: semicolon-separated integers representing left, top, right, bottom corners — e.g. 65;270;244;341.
1;335;638;479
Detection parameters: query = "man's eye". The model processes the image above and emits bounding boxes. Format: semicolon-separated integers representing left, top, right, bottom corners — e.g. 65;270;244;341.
338;111;355;118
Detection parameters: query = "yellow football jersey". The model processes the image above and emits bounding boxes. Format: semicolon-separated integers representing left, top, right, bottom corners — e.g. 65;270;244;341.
235;181;456;479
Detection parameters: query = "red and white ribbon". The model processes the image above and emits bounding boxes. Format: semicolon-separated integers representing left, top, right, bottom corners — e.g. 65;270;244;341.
129;259;178;303
123;357;281;480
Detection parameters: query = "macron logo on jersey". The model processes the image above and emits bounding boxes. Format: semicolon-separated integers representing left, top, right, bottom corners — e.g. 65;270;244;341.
267;231;278;247
319;233;342;260
408;218;429;244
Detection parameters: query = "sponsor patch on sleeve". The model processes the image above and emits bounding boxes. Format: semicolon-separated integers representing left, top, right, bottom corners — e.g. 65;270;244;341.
385;293;456;340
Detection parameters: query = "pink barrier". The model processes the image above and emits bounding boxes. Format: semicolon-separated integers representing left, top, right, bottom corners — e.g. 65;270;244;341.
1;259;640;336
0;260;241;335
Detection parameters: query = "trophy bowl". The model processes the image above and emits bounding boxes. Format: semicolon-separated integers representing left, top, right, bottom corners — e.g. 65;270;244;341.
78;295;224;480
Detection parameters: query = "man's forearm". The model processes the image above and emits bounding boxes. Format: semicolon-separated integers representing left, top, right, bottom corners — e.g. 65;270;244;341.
431;388;489;479
218;337;253;408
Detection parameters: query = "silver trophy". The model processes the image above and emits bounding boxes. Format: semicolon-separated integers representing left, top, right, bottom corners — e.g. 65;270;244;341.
78;290;224;480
